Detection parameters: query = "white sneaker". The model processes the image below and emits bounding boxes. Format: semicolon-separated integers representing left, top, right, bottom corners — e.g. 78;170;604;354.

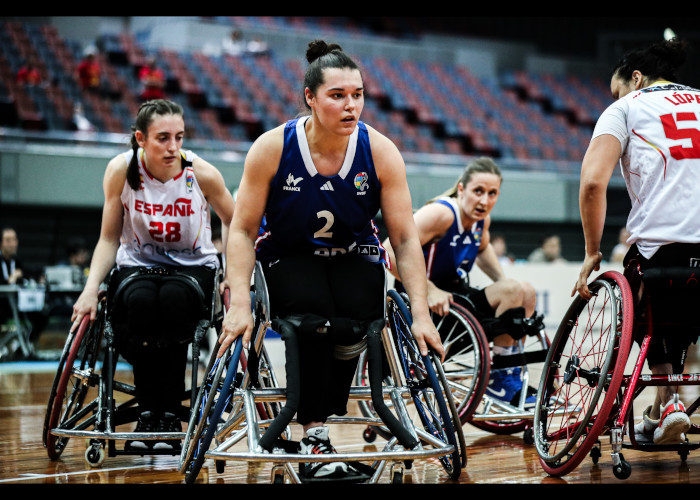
653;394;690;445
632;406;658;442
299;426;348;479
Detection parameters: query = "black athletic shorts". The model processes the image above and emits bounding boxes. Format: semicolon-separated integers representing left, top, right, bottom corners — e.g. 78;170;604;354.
262;253;384;425
624;243;700;370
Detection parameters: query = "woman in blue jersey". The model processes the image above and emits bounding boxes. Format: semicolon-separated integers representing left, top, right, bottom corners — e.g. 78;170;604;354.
384;157;540;405
217;40;443;479
71;100;235;450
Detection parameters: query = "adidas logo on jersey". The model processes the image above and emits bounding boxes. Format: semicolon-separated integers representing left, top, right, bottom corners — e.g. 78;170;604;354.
320;181;334;191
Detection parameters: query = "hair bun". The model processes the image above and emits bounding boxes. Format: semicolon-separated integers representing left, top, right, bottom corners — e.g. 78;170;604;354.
306;39;343;63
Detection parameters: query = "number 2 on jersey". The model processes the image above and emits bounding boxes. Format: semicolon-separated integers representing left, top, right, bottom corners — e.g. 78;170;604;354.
314;210;334;239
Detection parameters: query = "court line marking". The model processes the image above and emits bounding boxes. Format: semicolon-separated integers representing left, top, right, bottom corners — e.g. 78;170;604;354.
0;464;148;483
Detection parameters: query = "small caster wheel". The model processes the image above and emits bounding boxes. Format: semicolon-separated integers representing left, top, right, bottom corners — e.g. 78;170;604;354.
271;465;286;484
390;465;404;484
85;444;105;468
363;426;377;443
590;444;602;464
523;427;534;445
612;454;632;480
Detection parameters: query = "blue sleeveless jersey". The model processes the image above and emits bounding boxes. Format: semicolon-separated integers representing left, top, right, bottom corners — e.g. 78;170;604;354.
423;197;484;287
255;117;385;264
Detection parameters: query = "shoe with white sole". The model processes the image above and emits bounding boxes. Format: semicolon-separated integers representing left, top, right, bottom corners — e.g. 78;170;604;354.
653;394;690;445
299;426;348;479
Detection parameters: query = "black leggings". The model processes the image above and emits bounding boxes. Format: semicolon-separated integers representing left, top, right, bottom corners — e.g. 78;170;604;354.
110;266;215;415
262;253;384;425
625;243;700;371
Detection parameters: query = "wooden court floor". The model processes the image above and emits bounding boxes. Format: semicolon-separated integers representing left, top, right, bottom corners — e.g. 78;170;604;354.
3;332;700;486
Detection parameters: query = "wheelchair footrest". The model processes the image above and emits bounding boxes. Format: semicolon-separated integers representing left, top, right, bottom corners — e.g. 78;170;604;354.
268;437;375;483
298;462;375;484
490;350;548;370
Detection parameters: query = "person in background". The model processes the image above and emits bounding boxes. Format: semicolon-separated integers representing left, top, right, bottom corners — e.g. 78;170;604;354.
383;157;542;407
1;228;24;286
16;59;42;87
77;50;101;94
138;57;166;102
491;233;514;267
222;29;247;57
0;227;49;350
610;227;631;264
528;234;566;263
59;238;91;277
46;238;92;322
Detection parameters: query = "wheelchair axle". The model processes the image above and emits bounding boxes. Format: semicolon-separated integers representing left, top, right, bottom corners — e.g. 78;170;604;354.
563;355;600;387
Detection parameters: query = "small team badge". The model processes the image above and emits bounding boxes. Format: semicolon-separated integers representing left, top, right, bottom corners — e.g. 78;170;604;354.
186;169;194;193
354;172;369;192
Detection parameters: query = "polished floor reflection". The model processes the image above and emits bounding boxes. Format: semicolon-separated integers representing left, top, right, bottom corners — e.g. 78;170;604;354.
3;334;700;485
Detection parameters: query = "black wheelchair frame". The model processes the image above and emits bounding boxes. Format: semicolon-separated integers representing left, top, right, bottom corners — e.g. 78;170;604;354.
43;267;223;467
179;263;466;484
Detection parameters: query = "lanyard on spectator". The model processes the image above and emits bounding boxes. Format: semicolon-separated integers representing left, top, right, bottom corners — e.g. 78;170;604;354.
1;259;15;282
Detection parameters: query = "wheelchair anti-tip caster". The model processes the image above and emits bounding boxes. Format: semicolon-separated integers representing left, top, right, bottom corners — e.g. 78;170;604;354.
271;465;286;484
362;426;377;443
590;441;602;464
390;463;404;484
612;453;631;480
85;439;105;468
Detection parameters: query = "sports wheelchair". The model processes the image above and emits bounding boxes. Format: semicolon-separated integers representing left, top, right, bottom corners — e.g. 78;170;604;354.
387;292;549;444
457;298;550;443
534;265;700;479
43;266;224;467
179;262;466;484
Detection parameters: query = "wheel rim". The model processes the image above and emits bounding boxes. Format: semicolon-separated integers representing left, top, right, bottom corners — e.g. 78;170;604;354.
431;303;489;424
535;274;633;472
388;292;461;479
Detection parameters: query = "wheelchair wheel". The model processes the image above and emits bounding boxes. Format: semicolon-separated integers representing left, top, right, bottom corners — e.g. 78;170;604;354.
44;307;105;460
387;289;462;480
534;271;633;476
182;338;244;484
430;301;490;424
470;329;551;435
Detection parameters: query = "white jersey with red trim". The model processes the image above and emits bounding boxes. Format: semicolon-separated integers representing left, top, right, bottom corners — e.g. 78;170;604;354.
592;82;700;259
115;148;219;269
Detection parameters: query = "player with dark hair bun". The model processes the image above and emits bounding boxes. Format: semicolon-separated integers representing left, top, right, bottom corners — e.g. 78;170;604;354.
217;40;444;480
575;37;700;446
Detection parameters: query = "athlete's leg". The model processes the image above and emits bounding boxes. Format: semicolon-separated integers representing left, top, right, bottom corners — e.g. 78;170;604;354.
484;279;537;348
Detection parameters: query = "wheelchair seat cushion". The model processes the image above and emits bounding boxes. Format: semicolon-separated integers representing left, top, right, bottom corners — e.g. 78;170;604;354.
108;266;213;319
286;313;373;360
